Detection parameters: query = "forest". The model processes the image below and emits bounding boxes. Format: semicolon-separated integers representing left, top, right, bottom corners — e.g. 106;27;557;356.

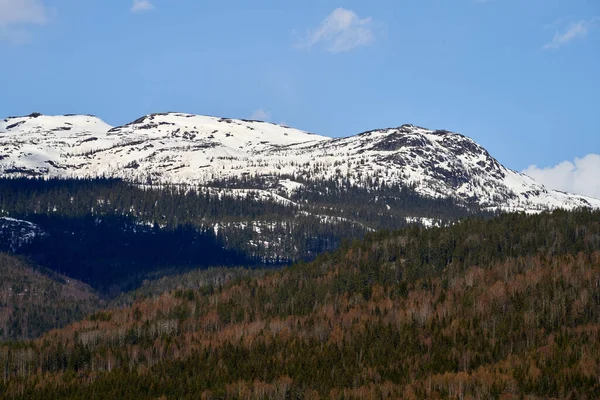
0;254;100;341
0;177;489;266
0;209;598;399
0;177;488;339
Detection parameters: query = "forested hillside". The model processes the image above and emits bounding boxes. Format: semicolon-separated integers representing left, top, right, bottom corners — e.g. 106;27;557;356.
1;210;599;399
0;254;100;341
0;177;486;291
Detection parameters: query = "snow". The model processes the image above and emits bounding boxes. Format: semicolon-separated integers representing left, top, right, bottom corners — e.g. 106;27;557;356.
0;217;45;251
278;179;304;194
1;113;599;214
405;216;442;228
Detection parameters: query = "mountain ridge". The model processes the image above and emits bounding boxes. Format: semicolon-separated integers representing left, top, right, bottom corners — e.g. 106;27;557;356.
1;112;598;213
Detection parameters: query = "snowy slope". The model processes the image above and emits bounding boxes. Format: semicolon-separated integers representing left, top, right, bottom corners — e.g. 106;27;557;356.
0;113;113;176
1;112;599;212
0;217;45;251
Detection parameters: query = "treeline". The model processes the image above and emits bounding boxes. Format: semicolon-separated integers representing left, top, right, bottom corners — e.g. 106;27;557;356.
209;173;486;227
1;209;599;398
0;178;292;226
0;176;488;264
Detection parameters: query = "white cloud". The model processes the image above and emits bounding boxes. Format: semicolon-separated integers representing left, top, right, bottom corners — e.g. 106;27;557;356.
0;0;49;44
0;0;48;26
131;0;154;13
543;20;591;50
296;8;376;53
250;109;271;121
523;154;600;199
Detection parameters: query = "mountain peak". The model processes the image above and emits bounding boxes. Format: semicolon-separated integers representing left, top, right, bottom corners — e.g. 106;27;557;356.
1;113;110;131
0;112;598;212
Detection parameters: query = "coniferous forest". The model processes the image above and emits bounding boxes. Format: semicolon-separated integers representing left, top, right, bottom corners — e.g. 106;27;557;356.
0;208;599;399
0;177;489;340
0;177;488;290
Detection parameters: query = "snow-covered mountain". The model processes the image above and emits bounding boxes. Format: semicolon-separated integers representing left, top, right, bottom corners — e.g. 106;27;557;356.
1;112;599;212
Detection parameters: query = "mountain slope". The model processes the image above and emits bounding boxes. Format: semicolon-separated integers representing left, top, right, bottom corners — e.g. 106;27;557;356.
0;177;475;273
1;210;599;398
0;253;101;341
0;218;45;252
2;112;598;213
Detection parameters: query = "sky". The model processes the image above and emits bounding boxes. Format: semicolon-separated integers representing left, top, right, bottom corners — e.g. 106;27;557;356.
0;0;599;198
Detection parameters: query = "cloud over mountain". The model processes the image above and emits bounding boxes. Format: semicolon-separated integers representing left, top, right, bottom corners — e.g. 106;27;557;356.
523;154;600;200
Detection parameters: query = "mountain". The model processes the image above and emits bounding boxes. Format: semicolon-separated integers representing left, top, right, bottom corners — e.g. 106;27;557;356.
2;112;598;213
1;210;599;398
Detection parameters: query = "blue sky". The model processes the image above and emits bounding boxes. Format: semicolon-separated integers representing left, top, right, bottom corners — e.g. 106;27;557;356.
1;0;599;196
